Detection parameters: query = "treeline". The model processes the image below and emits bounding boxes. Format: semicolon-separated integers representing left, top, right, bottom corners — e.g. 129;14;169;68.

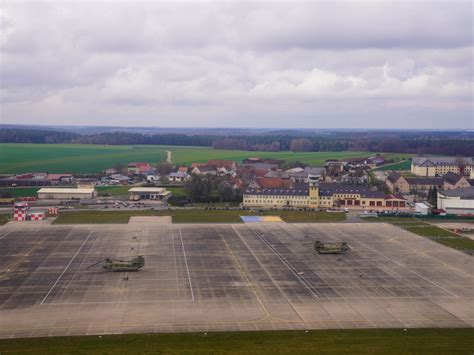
1;128;473;156
0;129;80;144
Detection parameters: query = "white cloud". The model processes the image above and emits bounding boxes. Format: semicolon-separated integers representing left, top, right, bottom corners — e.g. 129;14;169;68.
0;1;472;128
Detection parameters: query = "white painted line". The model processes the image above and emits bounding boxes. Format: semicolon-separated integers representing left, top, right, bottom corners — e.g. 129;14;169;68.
179;228;195;302
45;299;193;305
40;231;93;305
249;226;321;299
338;229;459;299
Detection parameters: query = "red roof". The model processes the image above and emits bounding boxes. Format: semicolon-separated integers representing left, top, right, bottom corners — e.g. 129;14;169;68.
128;162;150;168
207;160;235;168
45;174;73;181
254;169;270;177
191;162;207;168
256;177;287;188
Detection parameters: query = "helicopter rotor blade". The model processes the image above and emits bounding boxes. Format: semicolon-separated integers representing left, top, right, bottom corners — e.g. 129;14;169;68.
85;260;104;270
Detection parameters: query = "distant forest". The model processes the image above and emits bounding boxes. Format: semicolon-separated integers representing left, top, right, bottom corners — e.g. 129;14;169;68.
1;128;473;156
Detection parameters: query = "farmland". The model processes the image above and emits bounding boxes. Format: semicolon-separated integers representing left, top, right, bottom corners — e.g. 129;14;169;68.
0;143;412;174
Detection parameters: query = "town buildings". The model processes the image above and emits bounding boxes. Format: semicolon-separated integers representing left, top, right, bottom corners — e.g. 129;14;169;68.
0;173;74;187
386;172;471;194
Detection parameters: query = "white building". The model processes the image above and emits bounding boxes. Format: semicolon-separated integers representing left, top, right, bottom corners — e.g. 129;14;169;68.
37;187;97;200
128;187;171;201
437;187;474;215
415;203;430;216
169;172;190;182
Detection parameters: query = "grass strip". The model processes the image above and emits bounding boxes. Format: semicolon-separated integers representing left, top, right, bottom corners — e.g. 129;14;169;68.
52;209;346;224
0;329;473;355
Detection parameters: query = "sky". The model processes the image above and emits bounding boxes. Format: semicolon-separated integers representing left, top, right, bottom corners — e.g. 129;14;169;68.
0;1;473;129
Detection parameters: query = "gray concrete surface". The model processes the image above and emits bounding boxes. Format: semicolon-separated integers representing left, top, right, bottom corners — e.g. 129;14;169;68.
0;222;472;339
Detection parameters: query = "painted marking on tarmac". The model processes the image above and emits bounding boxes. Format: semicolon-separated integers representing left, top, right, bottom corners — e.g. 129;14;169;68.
178;228;195;302
40;231;93;305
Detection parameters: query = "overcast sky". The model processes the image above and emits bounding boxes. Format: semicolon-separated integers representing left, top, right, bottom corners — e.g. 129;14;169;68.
1;1;473;129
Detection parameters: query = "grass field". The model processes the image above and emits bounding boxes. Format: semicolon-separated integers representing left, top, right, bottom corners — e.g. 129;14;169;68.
405;226;459;237
0;214;9;225
368;217;474;254
52;209;346;224
0;329;472;354
0;187;40;197
376;160;411;171
0;143;413;174
0;144;168;174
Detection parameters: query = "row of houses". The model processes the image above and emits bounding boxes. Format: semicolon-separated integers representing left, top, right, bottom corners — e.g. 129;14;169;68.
0;173;74;187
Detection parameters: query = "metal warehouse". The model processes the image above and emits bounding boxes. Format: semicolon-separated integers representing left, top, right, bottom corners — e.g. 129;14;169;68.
37;187;98;200
128;187;171;201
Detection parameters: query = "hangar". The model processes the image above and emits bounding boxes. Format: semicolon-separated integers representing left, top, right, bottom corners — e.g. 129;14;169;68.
37;187;97;200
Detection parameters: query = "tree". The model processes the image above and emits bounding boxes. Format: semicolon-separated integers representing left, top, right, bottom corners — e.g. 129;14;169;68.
184;175;212;202
290;138;314;152
455;156;468;176
155;162;173;175
218;181;241;202
428;186;438;208
113;162;125;174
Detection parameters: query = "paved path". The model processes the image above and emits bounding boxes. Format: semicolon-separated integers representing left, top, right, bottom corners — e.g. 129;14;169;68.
166;150;172;164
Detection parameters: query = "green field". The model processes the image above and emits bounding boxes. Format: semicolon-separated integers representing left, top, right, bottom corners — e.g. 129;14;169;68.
0;187;40;197
376;160;411;171
52;209;345;224
0;214;9;225
370;217;474;254
0;143;413;174
405;226;459;237
0;144;168;174
0;329;472;354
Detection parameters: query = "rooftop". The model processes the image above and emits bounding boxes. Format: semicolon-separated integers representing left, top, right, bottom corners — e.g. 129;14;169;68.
439;187;474;199
128;187;168;193
412;156;473;166
37;188;95;193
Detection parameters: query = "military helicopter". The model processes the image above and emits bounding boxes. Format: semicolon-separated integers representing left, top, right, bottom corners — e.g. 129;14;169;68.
86;255;145;272
314;240;350;254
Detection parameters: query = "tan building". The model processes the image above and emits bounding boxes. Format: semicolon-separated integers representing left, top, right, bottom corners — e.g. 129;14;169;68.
411;157;473;177
243;183;406;210
386;172;471;194
128;187;171;201
37;187;97;200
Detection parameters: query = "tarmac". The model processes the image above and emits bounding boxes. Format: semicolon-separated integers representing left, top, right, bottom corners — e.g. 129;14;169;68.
0;221;472;338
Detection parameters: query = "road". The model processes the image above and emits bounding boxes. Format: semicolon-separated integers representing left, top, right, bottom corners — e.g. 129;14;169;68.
166;150;172;164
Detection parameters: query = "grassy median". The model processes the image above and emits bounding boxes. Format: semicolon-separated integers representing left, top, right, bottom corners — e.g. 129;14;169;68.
52;209;346;224
368;217;474;254
0;328;473;354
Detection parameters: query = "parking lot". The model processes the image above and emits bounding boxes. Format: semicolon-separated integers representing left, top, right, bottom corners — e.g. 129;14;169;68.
0;221;472;338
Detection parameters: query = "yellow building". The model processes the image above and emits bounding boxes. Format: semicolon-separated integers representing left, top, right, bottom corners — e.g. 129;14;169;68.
243;183;407;210
411;157;473;177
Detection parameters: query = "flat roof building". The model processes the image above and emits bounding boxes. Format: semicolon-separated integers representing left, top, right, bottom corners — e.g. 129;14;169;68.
438;187;474;215
128;187;171;201
37;187;97;200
